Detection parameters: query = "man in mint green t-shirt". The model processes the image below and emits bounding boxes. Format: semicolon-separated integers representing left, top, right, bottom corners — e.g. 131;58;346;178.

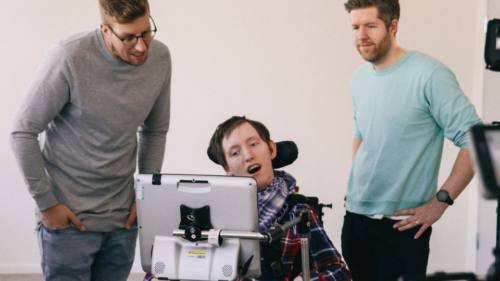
341;0;481;280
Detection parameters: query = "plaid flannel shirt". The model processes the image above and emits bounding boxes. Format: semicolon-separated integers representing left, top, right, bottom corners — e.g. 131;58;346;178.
237;203;351;281
144;204;350;281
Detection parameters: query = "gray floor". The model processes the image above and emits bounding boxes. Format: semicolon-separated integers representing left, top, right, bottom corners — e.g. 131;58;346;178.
0;273;145;281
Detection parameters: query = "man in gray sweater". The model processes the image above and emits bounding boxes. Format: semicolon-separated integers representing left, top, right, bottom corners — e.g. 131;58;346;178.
9;0;171;280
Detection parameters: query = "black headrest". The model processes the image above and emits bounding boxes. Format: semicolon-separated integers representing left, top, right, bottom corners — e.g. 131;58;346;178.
207;141;298;169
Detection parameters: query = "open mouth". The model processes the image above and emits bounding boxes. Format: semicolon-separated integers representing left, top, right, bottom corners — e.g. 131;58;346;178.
248;164;261;174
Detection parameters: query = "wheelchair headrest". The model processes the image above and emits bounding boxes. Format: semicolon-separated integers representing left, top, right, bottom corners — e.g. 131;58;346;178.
207;141;298;169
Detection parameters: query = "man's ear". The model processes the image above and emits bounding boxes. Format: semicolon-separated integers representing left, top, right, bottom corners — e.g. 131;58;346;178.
268;140;277;160
100;23;110;37
100;23;106;33
223;166;232;176
389;19;399;36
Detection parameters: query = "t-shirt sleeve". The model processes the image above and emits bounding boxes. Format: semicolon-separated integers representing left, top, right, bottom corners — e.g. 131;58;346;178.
424;65;482;148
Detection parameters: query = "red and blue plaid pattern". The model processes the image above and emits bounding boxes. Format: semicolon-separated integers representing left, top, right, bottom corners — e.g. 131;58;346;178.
238;204;351;281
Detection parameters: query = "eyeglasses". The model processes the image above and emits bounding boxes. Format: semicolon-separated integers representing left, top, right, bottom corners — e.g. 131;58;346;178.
107;16;157;47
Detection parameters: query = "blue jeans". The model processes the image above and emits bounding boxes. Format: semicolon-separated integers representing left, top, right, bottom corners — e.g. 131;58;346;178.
37;223;138;281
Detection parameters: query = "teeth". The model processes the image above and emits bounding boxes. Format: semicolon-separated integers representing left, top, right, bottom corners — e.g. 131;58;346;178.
248;165;261;174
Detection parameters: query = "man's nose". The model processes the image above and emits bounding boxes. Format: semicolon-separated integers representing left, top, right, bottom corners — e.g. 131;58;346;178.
357;26;368;40
134;37;147;52
244;148;254;162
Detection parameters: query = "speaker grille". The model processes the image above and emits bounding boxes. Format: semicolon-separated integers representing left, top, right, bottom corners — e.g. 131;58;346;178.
222;264;233;277
154;261;165;274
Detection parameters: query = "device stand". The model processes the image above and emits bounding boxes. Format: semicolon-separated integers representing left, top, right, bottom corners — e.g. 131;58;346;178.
151;236;241;280
297;209;311;281
259;208;311;281
171;208;312;281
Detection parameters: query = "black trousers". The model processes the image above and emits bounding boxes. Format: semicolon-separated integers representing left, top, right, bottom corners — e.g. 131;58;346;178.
341;211;432;281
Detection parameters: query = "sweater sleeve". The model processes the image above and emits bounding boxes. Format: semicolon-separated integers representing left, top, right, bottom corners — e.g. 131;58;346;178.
137;49;172;174
424;65;482;148
9;44;72;211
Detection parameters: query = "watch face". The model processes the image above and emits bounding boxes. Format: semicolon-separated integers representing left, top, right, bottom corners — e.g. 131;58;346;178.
437;190;448;201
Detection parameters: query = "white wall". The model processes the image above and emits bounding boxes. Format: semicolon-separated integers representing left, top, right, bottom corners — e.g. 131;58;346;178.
0;0;485;274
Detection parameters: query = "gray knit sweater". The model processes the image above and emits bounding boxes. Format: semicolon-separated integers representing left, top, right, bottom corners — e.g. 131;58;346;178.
10;29;171;232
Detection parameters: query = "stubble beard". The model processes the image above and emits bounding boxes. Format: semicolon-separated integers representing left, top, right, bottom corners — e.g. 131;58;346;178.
357;31;392;65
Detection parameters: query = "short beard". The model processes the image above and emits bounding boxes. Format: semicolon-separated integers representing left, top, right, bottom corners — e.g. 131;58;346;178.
369;31;392;64
357;30;392;64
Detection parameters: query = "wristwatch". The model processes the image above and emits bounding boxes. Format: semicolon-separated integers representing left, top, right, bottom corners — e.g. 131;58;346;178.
436;190;454;205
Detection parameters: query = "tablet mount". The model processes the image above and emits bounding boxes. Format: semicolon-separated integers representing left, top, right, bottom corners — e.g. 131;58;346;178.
179;205;213;242
152;204;312;281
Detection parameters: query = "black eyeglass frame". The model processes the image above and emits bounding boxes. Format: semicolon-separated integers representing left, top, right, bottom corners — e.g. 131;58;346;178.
107;16;157;47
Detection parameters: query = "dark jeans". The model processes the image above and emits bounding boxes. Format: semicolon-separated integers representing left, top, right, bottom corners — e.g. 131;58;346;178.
341;211;432;281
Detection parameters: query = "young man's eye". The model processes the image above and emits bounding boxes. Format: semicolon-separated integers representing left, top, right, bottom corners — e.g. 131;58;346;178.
250;142;257;147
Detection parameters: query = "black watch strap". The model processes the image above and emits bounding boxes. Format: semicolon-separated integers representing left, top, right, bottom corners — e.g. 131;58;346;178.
436;190;454;205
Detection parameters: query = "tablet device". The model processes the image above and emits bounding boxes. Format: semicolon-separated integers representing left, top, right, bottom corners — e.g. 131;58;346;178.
136;173;261;278
469;125;500;199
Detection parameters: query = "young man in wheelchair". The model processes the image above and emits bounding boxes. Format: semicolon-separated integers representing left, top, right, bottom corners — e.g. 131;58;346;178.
145;116;350;281
207;116;350;281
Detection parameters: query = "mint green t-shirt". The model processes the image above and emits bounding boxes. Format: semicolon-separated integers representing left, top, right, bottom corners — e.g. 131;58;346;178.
346;51;481;216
